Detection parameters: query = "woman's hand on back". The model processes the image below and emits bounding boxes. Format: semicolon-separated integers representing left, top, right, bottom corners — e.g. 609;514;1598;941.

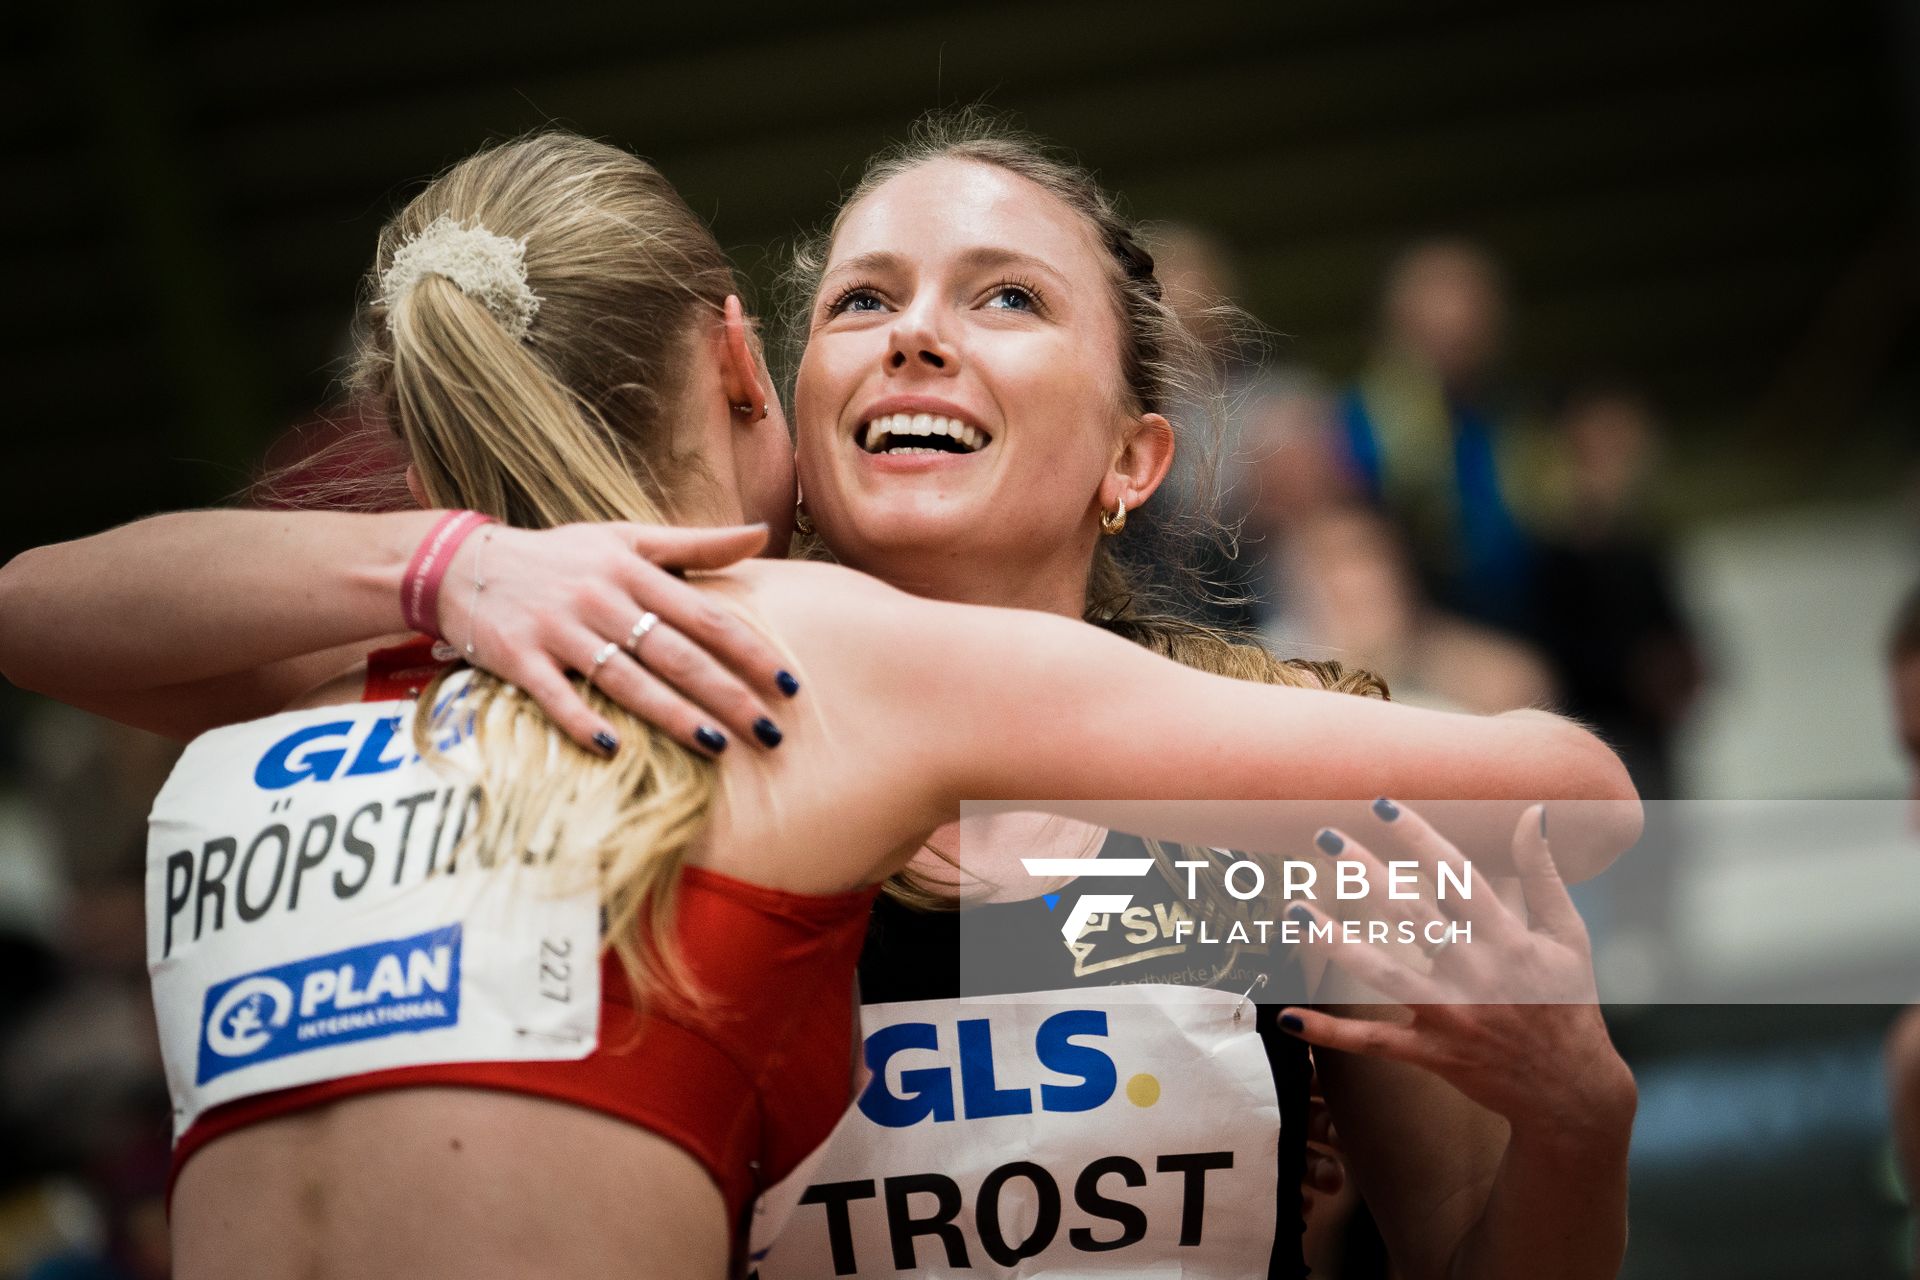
438;521;800;756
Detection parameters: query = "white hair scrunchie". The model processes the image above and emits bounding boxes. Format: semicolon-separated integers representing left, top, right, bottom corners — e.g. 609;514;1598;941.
377;214;542;341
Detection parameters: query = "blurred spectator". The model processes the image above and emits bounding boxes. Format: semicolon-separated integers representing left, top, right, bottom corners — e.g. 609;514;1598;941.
1336;240;1537;633
0;706;177;1280
1240;376;1551;712
1892;583;1920;820
1241;374;1363;544
1135;223;1267;629
1262;504;1555;715
1880;583;1920;1278
1530;388;1704;800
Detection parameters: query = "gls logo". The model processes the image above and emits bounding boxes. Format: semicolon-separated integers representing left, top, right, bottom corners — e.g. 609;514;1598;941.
255;718;408;790
196;926;462;1083
254;695;473;790
859;1009;1117;1128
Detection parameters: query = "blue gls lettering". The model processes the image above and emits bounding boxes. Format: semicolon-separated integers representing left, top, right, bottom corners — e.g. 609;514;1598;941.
859;1021;954;1126
858;1010;1116;1128
255;722;356;789
344;716;406;778
256;717;418;790
959;1018;1032;1119
1036;1008;1114;1111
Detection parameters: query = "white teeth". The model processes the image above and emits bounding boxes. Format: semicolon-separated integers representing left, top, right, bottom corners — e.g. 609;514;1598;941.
859;412;991;454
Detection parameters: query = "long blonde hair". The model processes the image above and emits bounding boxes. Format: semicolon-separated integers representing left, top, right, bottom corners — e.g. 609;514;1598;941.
352;132;743;1009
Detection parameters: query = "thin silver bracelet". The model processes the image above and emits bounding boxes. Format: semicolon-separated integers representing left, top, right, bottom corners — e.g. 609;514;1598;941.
464;527;493;660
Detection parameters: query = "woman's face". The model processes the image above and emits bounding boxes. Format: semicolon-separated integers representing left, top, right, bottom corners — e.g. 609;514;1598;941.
794;158;1142;594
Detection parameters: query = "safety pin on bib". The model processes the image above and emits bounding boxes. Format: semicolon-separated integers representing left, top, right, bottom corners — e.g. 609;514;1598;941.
1234;972;1269;1025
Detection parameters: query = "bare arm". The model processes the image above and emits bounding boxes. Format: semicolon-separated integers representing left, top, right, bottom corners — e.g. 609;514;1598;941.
0;510;793;749
0;510;439;736
864;592;1642;881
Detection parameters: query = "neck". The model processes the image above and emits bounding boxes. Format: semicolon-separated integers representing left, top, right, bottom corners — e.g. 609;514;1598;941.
844;536;1095;619
670;368;748;528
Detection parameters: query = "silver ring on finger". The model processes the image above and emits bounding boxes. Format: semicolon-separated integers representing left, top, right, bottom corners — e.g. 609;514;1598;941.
1421;928;1454;960
625;611;661;656
588;640;621;682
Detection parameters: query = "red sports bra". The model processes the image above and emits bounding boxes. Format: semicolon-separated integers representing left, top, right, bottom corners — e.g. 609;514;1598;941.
171;639;878;1246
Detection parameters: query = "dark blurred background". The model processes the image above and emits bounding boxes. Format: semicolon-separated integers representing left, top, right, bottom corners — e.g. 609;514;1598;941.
2;1;1918;1277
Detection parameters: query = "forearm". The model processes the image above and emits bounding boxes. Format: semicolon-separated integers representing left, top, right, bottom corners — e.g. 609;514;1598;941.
0;509;438;695
1448;1062;1636;1280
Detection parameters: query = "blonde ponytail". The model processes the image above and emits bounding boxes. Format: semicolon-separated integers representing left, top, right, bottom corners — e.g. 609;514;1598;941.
353;133;745;1012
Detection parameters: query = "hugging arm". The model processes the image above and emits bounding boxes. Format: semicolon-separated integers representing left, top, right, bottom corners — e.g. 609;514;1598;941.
0;510;788;750
873;597;1642;882
0;511;440;736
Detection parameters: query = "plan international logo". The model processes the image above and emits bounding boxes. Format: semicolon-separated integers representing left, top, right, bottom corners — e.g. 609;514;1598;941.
196;925;462;1083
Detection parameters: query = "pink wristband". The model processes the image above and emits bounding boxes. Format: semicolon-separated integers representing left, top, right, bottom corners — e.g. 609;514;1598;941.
400;510;494;638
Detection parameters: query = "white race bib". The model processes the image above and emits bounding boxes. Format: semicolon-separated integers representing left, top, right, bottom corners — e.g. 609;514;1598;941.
750;986;1278;1279
146;689;600;1136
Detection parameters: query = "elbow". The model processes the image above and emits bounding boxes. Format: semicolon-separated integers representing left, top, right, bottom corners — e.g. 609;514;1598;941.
1555;721;1645;882
0;546;56;694
1505;709;1644;881
0;550;32;687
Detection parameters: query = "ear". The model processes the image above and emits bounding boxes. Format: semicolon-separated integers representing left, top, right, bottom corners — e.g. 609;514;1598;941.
1098;412;1176;517
404;463;429;511
718;294;770;422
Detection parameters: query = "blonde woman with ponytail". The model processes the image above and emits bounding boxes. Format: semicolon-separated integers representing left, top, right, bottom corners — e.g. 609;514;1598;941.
0;127;1640;1280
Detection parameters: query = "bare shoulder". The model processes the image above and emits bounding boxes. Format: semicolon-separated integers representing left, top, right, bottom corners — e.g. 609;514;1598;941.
692;559;938;662
699;557;907;613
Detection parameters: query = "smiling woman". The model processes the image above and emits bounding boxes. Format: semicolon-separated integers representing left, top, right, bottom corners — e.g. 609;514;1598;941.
790;136;1198;623
0;122;1639;1280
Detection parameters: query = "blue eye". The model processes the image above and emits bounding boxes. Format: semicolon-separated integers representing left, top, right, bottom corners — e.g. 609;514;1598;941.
985;285;1036;311
826;287;885;316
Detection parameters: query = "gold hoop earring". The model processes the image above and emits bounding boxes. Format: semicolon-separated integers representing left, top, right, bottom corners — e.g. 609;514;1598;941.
1100;499;1128;536
732;400;769;421
794;502;815;536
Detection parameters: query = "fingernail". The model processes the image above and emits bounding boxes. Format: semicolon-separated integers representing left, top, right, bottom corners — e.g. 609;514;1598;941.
694;726;728;754
1539;805;1548;838
1372;796;1400;822
592;730;619;755
775;669;800;697
752;717;783;748
1280;1012;1304;1033
1314;828;1344;856
1288;905;1314;927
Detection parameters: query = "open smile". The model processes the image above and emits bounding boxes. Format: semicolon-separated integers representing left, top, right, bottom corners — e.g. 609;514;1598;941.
856;412;992;456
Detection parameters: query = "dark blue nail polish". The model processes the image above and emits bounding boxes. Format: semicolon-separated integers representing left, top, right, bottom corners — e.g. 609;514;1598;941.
1314;828;1344;856
592;730;619;755
694;726;728;753
1539;805;1548;838
752;717;783;748
1372;796;1400;822
775;670;800;697
1288;905;1314;927
1280;1013;1304;1033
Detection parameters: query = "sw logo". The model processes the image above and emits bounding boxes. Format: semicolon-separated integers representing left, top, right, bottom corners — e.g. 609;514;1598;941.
196;925;462;1084
858;1009;1133;1128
